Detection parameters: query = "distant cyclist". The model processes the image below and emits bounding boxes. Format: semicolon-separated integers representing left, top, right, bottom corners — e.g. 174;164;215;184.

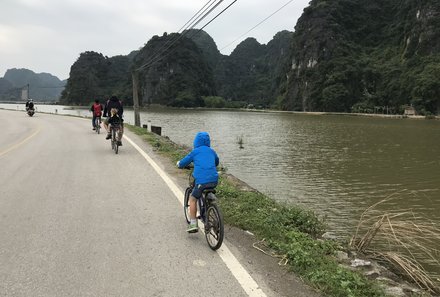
90;99;103;130
177;132;220;233
103;95;124;143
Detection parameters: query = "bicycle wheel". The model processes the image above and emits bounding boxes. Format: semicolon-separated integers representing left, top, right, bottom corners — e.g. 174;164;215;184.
115;129;120;154
183;187;191;224
95;119;100;134
205;203;224;250
111;130;116;151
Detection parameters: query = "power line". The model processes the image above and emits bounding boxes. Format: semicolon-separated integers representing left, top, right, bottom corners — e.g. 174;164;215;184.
137;0;239;71
189;0;238;38
138;0;218;70
136;0;225;71
220;0;295;52
176;0;217;33
186;0;224;29
136;0;225;72
131;0;239;127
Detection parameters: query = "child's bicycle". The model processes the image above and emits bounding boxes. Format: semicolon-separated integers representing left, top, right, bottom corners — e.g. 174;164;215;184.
94;117;101;134
183;168;224;250
109;124;121;154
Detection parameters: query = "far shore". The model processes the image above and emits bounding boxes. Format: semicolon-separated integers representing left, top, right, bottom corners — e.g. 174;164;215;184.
1;101;438;120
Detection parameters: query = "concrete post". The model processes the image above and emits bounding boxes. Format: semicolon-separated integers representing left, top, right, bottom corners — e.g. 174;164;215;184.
132;72;141;127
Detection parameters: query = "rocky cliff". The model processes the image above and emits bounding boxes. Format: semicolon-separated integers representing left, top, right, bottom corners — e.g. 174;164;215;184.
61;52;132;105
282;0;440;114
133;32;216;107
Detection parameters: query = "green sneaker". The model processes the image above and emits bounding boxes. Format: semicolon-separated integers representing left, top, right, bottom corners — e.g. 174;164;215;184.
186;223;198;233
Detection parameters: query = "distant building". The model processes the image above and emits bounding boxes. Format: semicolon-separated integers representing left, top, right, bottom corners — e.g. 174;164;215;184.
404;106;416;116
21;86;29;101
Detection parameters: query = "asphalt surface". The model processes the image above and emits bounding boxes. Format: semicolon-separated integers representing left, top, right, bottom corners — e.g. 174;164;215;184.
0;109;321;297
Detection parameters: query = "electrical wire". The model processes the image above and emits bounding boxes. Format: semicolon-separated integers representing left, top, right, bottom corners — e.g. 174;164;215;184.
137;0;240;71
136;0;224;71
188;0;238;38
186;0;224;29
136;0;225;72
139;0;218;68
176;0;217;34
219;0;295;52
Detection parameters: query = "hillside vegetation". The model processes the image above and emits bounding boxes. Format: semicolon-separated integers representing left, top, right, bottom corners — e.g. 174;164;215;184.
60;52;133;105
58;0;439;114
283;0;440;115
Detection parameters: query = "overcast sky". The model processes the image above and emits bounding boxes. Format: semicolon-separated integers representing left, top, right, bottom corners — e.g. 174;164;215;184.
0;0;310;80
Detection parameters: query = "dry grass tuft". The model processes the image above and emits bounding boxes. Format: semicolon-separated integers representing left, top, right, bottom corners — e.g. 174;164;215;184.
350;194;440;294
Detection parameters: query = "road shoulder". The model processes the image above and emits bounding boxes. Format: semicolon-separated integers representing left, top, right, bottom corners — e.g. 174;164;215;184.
123;128;322;297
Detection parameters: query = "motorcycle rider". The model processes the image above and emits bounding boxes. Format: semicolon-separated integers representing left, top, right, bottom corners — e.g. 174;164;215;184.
25;99;34;111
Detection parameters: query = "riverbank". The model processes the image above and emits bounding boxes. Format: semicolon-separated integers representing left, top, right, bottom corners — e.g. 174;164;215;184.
127;124;392;297
127;124;440;297
3;102;438;120
241;109;438;120
137;104;439;120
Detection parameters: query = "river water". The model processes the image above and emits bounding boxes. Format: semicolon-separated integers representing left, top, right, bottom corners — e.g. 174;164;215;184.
3;103;440;271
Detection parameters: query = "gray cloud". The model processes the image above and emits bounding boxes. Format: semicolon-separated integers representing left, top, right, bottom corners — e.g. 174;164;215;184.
0;0;310;79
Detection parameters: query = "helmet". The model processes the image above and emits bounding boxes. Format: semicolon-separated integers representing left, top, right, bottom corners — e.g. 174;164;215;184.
30;99;33;102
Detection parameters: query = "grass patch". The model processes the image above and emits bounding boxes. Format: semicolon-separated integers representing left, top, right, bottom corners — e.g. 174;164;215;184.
126;124;385;297
128;125;190;162
217;177;384;297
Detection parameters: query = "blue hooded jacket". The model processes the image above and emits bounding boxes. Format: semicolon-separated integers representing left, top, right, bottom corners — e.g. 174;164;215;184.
178;132;219;184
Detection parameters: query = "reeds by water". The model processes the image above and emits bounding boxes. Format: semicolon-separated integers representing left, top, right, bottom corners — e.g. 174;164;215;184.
237;135;244;149
350;194;440;294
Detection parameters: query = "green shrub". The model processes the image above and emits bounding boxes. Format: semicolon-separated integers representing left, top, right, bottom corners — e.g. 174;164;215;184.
202;96;227;108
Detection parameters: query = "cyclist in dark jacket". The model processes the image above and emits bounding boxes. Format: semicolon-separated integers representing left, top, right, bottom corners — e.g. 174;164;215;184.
103;96;124;142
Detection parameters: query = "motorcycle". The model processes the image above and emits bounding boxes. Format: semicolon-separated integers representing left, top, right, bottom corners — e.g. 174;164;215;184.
27;108;35;117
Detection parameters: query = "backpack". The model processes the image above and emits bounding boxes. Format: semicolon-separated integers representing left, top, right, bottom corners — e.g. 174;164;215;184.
93;103;102;116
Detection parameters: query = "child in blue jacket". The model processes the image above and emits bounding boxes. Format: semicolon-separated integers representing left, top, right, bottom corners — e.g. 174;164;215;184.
177;132;219;233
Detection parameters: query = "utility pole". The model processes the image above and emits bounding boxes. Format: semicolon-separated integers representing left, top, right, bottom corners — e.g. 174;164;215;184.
132;72;141;127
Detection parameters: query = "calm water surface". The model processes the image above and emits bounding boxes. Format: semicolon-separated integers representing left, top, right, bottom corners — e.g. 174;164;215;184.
3;104;440;256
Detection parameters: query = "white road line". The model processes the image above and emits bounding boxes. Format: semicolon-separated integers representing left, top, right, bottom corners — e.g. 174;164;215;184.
123;134;267;297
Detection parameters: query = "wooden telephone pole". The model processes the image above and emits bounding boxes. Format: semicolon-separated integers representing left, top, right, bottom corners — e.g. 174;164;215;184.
132;72;141;127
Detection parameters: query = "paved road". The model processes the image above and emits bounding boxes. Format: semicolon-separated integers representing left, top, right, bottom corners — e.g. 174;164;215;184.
0;109;268;297
1;109;323;297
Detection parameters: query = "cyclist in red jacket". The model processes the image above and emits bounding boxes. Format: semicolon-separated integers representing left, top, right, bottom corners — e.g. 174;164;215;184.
90;99;103;130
